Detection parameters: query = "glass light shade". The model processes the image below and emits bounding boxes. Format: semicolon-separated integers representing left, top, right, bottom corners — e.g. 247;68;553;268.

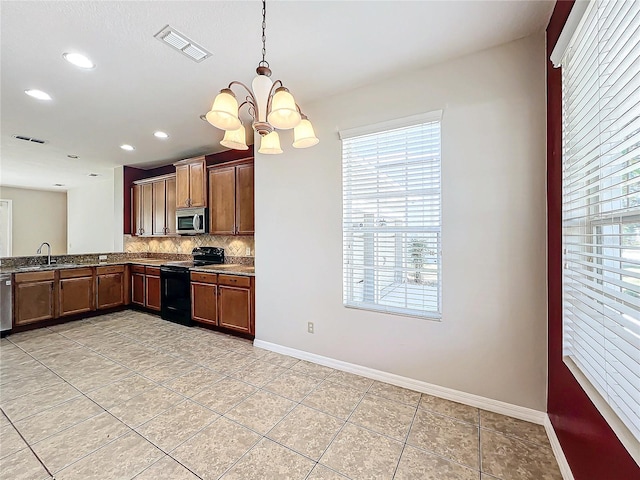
267;89;301;129
258;131;283;154
206;91;241;130
220;124;249;150
252;74;274;122
292;119;319;148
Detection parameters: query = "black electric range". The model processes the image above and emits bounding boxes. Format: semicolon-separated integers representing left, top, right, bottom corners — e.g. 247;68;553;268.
160;247;224;326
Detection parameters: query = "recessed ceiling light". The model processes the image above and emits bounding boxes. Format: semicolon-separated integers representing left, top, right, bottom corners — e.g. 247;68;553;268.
25;89;52;100
67;154;79;159
154;131;169;139
120;144;135;151
63;52;95;69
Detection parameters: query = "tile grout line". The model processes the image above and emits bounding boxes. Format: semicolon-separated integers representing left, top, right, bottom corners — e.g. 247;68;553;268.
390;394;421;480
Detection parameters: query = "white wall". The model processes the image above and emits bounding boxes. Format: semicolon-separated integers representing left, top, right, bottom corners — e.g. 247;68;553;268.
0;186;67;256
67;178;115;254
254;33;547;410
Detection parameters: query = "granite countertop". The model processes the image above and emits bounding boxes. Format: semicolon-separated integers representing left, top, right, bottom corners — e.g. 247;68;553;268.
2;259;255;277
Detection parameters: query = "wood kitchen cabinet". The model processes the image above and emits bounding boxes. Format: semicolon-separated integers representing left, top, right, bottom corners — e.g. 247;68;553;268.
133;175;176;237
191;272;254;335
208;160;254;235
14;271;57;326
175;157;206;208
59;268;94;317
96;266;125;309
130;265;160;311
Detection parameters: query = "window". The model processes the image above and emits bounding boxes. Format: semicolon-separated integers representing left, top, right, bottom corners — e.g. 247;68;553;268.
341;112;442;319
559;0;640;444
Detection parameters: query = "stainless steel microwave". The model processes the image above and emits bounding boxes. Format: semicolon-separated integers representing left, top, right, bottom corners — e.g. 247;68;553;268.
176;207;208;235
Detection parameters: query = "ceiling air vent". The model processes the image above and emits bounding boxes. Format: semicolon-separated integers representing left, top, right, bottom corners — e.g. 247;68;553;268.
154;25;211;63
12;134;47;144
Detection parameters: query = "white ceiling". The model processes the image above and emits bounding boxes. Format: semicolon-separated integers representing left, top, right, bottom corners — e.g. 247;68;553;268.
0;0;554;191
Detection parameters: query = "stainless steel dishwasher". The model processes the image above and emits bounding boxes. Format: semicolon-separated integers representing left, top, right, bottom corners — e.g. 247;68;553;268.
0;274;12;335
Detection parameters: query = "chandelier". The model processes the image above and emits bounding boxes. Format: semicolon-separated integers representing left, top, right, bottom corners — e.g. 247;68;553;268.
205;0;319;154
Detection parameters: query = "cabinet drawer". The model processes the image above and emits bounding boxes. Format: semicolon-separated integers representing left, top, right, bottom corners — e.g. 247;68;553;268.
14;270;55;283
146;266;161;276
131;265;146;274
96;265;124;275
218;274;251;288
59;267;94;279
191;272;217;284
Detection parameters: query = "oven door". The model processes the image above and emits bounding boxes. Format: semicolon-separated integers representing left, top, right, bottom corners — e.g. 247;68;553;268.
176;208;208;235
160;267;193;326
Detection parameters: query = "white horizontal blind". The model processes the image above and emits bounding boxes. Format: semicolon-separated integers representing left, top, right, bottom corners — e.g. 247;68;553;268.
562;0;640;442
342;118;441;319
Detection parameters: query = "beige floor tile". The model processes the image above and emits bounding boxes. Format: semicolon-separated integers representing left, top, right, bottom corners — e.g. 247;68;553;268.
0;424;28;459
0;370;64;403
55;431;163;480
133;455;201;479
163;366;224;397
419;394;479;424
221;438;314;479
481;429;562;480
326;370;374;392
85;373;157;409
268;404;344;460
349;394;416;441
291;360;337;380
63;362;133;392
259;350;300;368
108;386;184;427
171;417;260;479
31;411;129;473
191;377;257;413
13;395;103;443
136;400;219;451
368;381;422;406
480;410;549;445
0;447;50;480
226;389;296;434
0;360;51;385
307;464;351;479
302;381;364;419
320;423;403;480
208;351;257;374
7;329;65;352
232;359;288;387
395;444;479;480
407;408;479;469
263;370;321;402
1;382;80;422
137;358;195;383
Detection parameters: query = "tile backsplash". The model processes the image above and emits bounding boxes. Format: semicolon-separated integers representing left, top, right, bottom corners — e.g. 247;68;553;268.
123;235;254;257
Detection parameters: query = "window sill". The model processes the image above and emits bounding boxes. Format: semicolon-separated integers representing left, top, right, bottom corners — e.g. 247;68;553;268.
343;303;442;321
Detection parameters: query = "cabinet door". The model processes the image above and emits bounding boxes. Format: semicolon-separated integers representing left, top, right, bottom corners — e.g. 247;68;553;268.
165;177;177;235
218;285;251;333
132;184;142;236
235;163;255;235
97;273;124;309
141;183;153;236
59;276;94;317
15;281;56;326
209;166;236;234
152;180;166;235
176;165;190;208
191;282;217;325
189;160;207;207
146;274;161;311
131;272;145;306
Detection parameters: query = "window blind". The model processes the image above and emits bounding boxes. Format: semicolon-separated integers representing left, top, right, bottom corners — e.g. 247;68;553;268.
342;117;441;319
562;0;640;442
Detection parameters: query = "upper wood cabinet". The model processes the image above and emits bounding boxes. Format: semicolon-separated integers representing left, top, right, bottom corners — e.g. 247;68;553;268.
175;157;207;208
209;160;254;235
132;175;176;236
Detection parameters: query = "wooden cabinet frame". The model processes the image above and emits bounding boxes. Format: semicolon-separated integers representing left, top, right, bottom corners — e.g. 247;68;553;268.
175;157;207;208
132;174;177;237
208;159;254;236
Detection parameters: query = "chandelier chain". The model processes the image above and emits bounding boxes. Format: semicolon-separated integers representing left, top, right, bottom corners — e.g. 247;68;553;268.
261;0;267;65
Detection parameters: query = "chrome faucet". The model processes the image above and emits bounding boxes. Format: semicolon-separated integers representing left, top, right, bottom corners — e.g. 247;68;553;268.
36;242;51;265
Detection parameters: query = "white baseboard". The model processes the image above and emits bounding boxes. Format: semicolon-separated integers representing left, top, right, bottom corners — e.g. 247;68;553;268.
544;415;575;480
254;339;547;425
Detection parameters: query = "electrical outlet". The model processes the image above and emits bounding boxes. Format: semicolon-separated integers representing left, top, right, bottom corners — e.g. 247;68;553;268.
307;322;314;334
99;255;107;261
245;247;251;256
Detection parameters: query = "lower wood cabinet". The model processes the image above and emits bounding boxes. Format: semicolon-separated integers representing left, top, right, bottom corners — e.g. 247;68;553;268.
96;266;125;310
190;272;254;334
59;268;94;317
146;267;161;311
130;265;161;311
14;271;56;326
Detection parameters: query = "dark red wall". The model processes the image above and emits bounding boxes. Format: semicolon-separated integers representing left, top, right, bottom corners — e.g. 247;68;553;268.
546;2;639;478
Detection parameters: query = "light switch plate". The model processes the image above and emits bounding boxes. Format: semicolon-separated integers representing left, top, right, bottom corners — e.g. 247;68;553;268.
98;255;107;261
